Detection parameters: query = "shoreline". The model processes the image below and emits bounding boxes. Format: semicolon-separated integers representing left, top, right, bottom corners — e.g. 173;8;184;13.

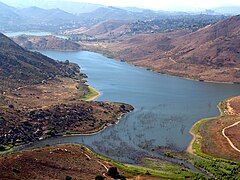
186;97;238;156
86;86;101;101
82;47;239;85
0;83;133;154
61;113;126;137
81;85;101;101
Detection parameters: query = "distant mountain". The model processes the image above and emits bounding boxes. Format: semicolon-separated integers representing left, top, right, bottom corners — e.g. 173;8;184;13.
0;2;82;32
122;7;146;12
78;7;136;21
15;6;79;24
77;6;162;26
0;2;21;24
0;33;79;88
213;6;240;15
0;0;104;14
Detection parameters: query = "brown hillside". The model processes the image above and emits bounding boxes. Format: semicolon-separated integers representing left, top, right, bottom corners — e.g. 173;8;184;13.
12;35;81;51
64;20;126;37
0;33;80;90
85;15;240;82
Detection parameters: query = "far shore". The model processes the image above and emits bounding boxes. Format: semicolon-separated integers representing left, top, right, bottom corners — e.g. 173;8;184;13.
81;46;240;85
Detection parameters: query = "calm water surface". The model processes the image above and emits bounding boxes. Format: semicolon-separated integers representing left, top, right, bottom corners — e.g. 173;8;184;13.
24;51;240;163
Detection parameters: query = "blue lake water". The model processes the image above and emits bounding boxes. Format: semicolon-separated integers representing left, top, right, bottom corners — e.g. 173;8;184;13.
24;50;240;163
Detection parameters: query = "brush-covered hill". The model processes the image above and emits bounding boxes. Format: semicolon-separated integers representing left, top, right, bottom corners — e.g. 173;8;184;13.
0;32;134;148
88;15;240;82
12;35;82;51
0;33;79;89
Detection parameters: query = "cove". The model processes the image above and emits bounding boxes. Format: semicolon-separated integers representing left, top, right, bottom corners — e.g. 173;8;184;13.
21;50;240;163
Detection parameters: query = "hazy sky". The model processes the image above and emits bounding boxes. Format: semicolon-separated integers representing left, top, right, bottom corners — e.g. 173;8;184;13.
1;0;240;11
70;0;240;10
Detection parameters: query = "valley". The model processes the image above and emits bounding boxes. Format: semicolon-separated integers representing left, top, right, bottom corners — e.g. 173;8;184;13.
0;0;240;179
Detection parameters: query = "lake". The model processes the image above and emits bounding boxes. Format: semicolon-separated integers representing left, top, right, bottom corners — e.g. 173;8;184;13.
22;50;240;163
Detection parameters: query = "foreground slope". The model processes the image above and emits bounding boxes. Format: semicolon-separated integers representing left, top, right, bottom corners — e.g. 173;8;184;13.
0;33;78;89
0;33;133;146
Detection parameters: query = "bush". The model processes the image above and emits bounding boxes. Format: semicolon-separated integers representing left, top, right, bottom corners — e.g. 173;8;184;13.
107;167;119;178
0;145;6;151
65;176;72;180
95;175;105;180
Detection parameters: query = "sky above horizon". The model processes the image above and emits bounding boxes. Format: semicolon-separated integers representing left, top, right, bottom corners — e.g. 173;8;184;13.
1;0;240;11
69;0;240;10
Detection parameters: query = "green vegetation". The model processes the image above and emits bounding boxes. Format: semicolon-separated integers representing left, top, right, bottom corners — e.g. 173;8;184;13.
0;144;13;154
81;146;204;179
186;101;240;179
80;86;100;101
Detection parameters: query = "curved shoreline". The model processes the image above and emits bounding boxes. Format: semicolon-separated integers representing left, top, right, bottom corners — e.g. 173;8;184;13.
186;103;224;154
61;113;126;137
187;96;240;158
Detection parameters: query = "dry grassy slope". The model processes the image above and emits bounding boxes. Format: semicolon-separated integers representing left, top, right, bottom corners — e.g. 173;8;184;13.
0;33;80;89
168;15;240;69
64;19;128;39
0;145;112;180
83;20;126;36
92;15;240;82
12;35;82;51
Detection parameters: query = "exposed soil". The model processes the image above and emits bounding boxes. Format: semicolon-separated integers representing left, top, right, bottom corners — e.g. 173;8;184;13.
224;122;240;152
0;77;133;146
227;96;240;115
3;77;88;111
196;96;240;161
0;145;122;180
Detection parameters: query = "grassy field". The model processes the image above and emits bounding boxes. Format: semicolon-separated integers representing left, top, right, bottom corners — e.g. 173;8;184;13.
83;146;205;179
80;86;100;101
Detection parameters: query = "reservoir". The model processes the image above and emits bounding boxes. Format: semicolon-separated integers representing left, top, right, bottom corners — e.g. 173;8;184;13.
22;50;240;163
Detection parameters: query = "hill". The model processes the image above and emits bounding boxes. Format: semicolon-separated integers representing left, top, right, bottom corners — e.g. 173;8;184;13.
67;14;226;41
15;6;79;24
0;2;22;26
0;32;134;147
0;0;104;14
84;15;240;82
64;19;128;40
0;2;81;32
12;35;82;51
0;33;79;89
